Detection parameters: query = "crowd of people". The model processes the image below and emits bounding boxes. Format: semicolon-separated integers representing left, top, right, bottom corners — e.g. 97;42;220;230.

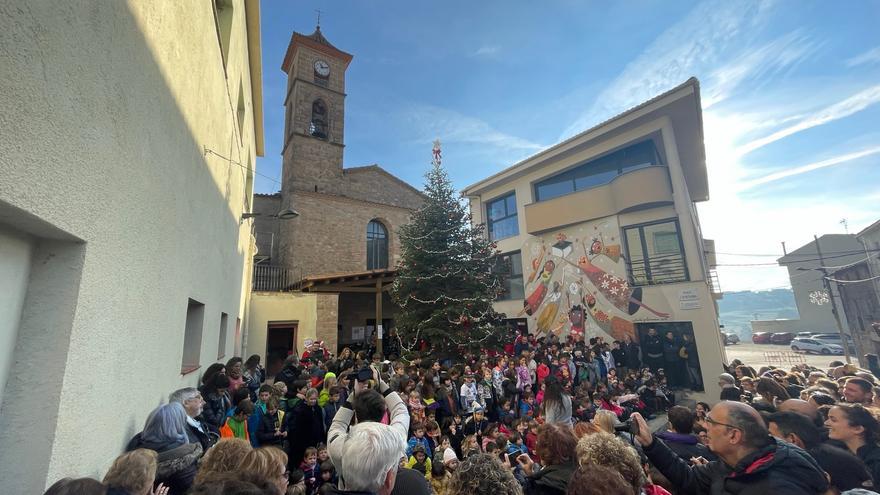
41;330;880;495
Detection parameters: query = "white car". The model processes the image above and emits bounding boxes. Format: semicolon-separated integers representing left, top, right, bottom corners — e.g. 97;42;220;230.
790;338;844;355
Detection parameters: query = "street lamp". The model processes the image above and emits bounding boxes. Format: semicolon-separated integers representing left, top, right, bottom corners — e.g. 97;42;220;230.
241;207;300;224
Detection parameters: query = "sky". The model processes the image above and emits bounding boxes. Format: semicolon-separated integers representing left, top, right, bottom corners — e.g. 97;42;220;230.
255;0;880;292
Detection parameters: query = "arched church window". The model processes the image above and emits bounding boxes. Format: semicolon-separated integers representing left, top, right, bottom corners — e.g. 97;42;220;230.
367;220;388;270
309;99;328;139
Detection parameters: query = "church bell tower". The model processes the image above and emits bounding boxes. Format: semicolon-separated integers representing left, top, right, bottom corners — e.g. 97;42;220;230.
279;26;353;196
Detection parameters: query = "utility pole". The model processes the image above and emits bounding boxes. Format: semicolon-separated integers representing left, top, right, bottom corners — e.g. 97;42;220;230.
814;235;851;364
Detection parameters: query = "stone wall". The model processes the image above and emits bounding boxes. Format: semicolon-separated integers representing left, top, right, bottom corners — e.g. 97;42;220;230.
315;293;339;353
342;167;425;209
278;191;413;277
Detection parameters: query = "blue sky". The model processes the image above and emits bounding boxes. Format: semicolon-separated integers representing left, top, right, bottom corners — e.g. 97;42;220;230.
256;0;880;292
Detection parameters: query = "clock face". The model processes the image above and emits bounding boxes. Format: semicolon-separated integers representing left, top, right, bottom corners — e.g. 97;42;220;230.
314;60;330;77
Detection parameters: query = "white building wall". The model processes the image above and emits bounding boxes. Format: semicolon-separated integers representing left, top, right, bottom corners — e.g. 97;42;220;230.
0;1;261;492
0;227;33;412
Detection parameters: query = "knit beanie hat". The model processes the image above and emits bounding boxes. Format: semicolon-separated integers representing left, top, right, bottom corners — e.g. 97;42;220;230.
443;447;458;464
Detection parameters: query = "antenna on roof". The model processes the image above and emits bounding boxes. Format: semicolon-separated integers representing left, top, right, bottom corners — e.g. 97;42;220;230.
315;9;322;29
840;218;849;234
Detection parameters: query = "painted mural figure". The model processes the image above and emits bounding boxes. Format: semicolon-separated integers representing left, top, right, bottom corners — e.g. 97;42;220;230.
574;255;670;319
535;281;562;332
589;234;622;263
521;260;555;316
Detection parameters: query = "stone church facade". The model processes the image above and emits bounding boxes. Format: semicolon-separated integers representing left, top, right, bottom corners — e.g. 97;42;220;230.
249;27;423;360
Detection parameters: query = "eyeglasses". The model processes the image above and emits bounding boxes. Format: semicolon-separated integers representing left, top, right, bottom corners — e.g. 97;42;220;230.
705;415;741;430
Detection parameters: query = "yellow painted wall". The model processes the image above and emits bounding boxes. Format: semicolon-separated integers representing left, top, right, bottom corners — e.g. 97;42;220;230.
248;292;320;359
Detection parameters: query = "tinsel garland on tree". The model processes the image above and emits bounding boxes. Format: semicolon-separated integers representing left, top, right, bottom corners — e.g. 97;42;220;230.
391;140;508;359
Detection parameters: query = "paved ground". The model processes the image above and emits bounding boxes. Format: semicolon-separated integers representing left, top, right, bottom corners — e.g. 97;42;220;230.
723;341;846;369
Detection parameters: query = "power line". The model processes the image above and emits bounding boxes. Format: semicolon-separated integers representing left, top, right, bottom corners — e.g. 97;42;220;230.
204;147;282;186
826;274;880;284
709;248;880;257
714;250;878;267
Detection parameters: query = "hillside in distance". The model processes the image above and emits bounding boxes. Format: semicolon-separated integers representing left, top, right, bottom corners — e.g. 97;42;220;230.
717;288;799;337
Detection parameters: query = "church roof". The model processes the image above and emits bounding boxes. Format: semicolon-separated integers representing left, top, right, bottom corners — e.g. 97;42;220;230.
343;164;425;199
281;26;353;73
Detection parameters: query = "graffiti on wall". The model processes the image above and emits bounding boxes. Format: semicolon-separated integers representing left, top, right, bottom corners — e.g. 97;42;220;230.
520;219;672;342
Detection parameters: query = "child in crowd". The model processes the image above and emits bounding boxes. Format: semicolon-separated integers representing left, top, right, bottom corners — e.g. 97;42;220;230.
288;469;306;495
220;399;253;440
519;392;535;419
318;461;336;491
300;446;320;495
316;443;329;464
272;381;289;412
409;390;426;424
256;397;287;447
406;444;432;480
323;387;342;431
407;422;433;458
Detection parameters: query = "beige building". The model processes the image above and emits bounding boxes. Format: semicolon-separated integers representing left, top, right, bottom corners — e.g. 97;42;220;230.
463;78;726;401
835;221;880;359
0;1;263;492
752;234;865;337
248;28;423;363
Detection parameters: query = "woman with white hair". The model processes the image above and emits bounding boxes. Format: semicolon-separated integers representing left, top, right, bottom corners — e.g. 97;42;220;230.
128;402;202;495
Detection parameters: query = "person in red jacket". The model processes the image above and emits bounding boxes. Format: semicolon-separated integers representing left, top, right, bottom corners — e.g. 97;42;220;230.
536;359;550;386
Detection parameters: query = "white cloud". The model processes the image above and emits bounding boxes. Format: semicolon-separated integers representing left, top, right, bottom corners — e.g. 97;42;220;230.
470;44;501;57
737;146;880;191
846;46;880;67
402;103;545;152
560;0;778;139
736;84;880;155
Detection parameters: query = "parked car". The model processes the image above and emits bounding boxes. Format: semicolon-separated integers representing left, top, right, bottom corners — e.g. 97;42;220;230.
721;332;740;345
796;332;813;338
752;332;771;344
812;333;855;351
770;332;796;345
790;338;844;355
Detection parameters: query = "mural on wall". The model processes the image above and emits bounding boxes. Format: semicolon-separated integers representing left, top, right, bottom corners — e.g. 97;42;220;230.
520;218;672;342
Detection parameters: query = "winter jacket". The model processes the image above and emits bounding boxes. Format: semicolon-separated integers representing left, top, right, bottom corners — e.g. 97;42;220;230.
720;385;743;402
522;461;576;495
662;338;680;363
407;436;433;458
256;410;286;447
654;431;716;462
275;364;301;386
643;334;663;359
612;348;627;368
129;438;202;495
287;400;326;470
644;436;828;495
626;342;642;369
200;389;231;433
856;442;880;488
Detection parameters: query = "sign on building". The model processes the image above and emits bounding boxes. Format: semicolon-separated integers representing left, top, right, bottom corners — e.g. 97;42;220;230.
679;288;701;310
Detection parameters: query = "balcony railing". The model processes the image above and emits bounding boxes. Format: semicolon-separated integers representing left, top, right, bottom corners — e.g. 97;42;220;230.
709;269;723;298
626;252;689;286
252;264;300;292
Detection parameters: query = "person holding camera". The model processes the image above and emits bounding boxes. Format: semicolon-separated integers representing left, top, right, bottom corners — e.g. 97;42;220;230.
327;364;410;495
629;401;828;494
515;422;577;495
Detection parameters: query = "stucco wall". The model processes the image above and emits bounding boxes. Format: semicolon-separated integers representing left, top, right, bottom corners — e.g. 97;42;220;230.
0;226;33;412
248;292;319;358
0;1;261;491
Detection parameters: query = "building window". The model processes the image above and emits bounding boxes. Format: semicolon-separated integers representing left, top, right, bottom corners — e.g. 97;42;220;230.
236;82;245;140
367;220;388;270
310;99;328;139
495;251;525;300
218;312;228;359
486;192;519;241
623;219;689;286
534;139;662;202
182;299;205;374
213;0;234;68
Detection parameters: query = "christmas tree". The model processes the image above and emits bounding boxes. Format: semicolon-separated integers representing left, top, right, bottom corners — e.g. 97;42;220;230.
391;140;508;359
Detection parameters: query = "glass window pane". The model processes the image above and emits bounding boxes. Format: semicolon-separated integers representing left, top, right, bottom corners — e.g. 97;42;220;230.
643;221;686;284
488;199;507;221
509;252;523;276
506;195;517;214
625;227;648;286
535;178;573;202
496;251;525;300
490;217;518;241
